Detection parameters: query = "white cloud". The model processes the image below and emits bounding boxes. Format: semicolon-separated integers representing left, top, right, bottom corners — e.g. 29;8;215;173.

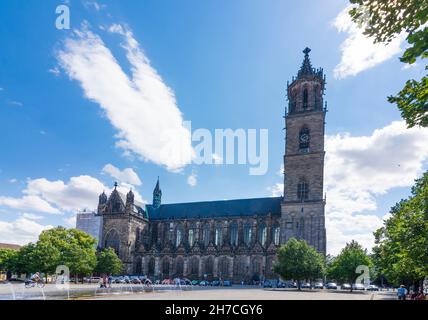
48;67;60;76
8;179;17;184
8;101;23;107
0;195;60;214
333;5;405;79
21;213;44;221
0;172;147;217
102;164;142;186
83;1;106;11
24;175;108;212
269;121;428;255
325;121;428;254
187;171;198;187
0;218;53;245
268;183;283;197
57;24;194;171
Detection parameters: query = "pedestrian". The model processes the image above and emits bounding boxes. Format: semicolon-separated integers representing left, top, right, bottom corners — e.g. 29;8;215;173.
103;274;108;288
415;290;425;301
397;285;407;300
108;275;113;288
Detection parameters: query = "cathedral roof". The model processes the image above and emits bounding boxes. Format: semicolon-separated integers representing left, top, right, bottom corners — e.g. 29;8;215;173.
146;196;282;220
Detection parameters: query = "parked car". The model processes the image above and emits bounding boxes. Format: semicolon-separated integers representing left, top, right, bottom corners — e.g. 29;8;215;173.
367;285;379;291
277;281;287;288
199;280;209;286
301;283;312;289
191;280;199;286
341;283;351;290
326;282;338;289
223;280;232;287
352;283;366;291
115;276;126;284
138;276;147;282
263;280;273;288
314;282;324;289
130;276;141;284
183;278;192;285
161;279;173;285
211;280;221;286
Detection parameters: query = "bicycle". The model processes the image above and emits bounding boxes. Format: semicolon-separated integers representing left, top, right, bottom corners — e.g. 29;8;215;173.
25;279;45;289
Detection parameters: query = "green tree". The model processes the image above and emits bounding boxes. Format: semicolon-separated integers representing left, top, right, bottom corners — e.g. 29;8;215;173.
0;248;18;279
9;227;98;282
273;238;325;290
327;241;372;291
12;243;38;276
95;248;123;276
373;172;428;289
349;0;428;127
37;227;97;281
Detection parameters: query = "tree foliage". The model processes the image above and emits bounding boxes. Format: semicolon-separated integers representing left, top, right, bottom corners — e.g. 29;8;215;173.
0;248;18;273
95;247;123;275
36;227;97;276
349;0;428;127
9;227;97;280
373;172;428;288
327;240;372;291
273;238;325;289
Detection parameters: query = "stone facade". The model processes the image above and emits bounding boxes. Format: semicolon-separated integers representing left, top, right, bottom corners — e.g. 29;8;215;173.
95;48;327;281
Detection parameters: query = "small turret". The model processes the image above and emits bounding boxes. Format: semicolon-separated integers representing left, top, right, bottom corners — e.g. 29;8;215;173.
126;190;134;212
98;191;108;205
153;177;162;209
126;190;134;204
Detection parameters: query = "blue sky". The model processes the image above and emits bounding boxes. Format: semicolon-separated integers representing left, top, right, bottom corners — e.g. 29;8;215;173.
0;0;427;254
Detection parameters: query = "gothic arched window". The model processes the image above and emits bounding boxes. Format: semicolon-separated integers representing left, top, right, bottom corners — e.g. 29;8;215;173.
175;257;184;277
244;223;252;246
303;88;308;109
188;229;195;247
297;179;309;201
258;223;267;246
104;229;120;256
175;225;184;247
215;225;223;246
219;257;229;278
190;256;199;275
272;223;280;246
148;257;155;276
230;222;238;246
162;258;170;276
136;227;141;242
202;224;210;247
299;127;310;151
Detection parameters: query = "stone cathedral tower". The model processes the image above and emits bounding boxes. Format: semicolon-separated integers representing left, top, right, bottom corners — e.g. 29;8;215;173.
281;48;327;254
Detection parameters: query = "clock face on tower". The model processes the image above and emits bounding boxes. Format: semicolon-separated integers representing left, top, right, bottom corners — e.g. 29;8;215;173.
299;129;310;151
300;133;309;143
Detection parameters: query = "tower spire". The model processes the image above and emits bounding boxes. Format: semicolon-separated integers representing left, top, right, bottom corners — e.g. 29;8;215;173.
297;47;314;79
153;177;162;209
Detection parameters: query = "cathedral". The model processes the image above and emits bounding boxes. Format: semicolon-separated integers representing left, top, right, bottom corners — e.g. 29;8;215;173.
95;48;327;282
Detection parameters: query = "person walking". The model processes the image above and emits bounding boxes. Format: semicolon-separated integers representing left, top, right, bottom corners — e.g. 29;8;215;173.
108;275;113;288
397;285;407;300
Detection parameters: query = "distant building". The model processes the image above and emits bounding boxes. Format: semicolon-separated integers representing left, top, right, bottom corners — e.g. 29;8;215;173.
0;243;21;251
76;211;102;245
